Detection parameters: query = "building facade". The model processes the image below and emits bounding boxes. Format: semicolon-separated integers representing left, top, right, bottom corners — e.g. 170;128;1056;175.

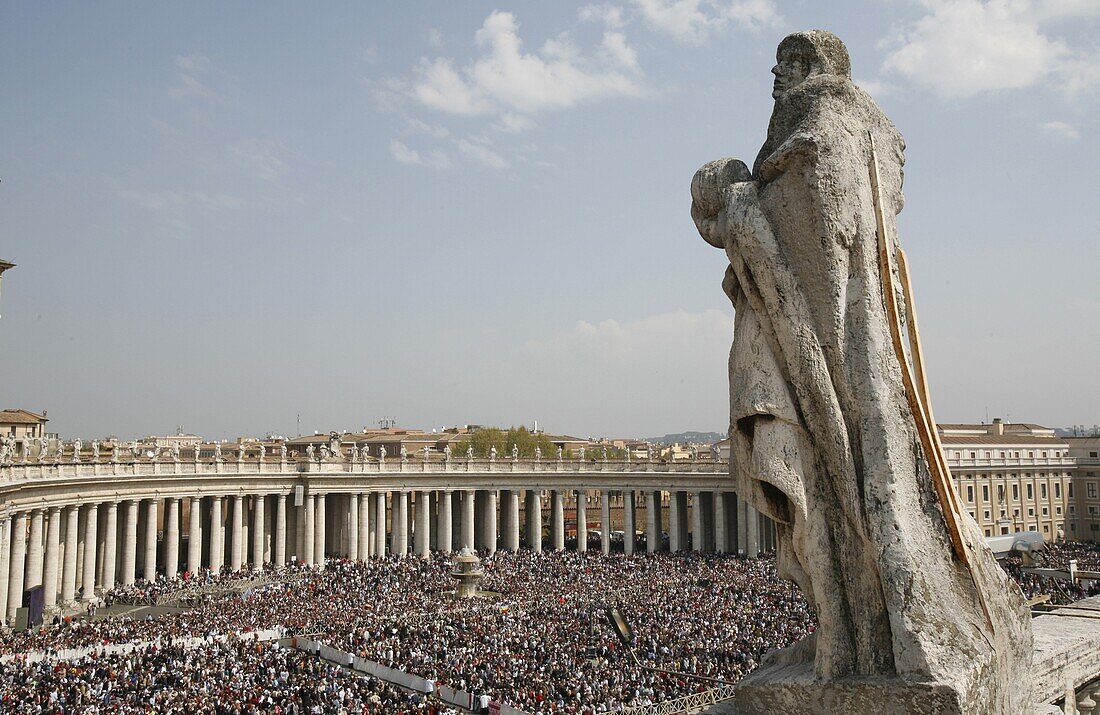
941;419;1074;541
1068;437;1100;538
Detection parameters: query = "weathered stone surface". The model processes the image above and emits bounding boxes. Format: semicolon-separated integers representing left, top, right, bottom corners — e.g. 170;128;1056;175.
1031;596;1100;704
692;30;1032;713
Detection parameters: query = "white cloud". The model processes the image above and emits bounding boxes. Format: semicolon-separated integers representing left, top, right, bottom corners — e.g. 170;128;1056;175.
881;0;1100;99
1039;120;1080;140
388;139;452;170
228;139;287;182
426;28;444;49
169;54;217;102
492;112;536;133
579;3;625;28
457;137;510;169
856;77;895;98
632;0;781;44
405;118;450;139
404;11;646;117
117;187;244;212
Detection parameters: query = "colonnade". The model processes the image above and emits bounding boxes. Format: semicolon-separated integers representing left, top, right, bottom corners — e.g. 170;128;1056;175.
0;488;773;624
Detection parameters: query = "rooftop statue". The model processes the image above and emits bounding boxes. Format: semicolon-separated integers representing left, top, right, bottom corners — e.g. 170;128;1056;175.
692;30;1031;715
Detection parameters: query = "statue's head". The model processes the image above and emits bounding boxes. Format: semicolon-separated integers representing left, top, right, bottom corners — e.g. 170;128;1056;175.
772;30;850;99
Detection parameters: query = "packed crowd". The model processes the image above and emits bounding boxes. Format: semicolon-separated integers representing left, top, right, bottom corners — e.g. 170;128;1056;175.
0;637;457;713
4;542;1099;714
1032;541;1100;571
0;553;811;713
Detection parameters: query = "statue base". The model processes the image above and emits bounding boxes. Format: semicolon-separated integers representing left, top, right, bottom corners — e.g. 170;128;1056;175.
733;662;965;715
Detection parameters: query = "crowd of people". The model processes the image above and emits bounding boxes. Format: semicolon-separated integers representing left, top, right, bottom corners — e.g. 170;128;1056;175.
0;637;457;713
1;542;1099;713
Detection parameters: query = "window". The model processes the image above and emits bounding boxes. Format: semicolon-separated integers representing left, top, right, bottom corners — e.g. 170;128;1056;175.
1029;451;1035;458
982;485;990;502
1090;451;1098;458
1070;483;1075;498
1000;526;1009;535
1014;451;1020;458
983;509;991;521
1089;506;1099;516
997;485;1005;504
1027;484;1034;500
1013;508;1020;517
1042;451;1048;458
1055;483;1061;499
1056;506;1062;515
984;528;992;536
1089;482;1098;499
1028;508;1035;516
966;485;974;503
1043;525;1050;533
1041;483;1048;499
970;451;976;459
1042;507;1049;516
1012;484;1019;500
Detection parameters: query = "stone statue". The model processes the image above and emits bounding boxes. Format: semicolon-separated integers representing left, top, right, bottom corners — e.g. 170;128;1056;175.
319;444;331;461
444;444;452;462
258;444;266;461
39;436;48;461
422;445;430;462
399;445;407;463
511;444;518;461
72;439;82;463
601;447;607;463
90;440;99;461
534;445;541;462
237;444;245;462
466;445;473;460
193;444;202;462
349;444;358;462
214;442;223;462
171;443;180;461
692;30;1029;714
306;444;315;461
489;445;497;461
578;446;585;462
329;433;342;459
556;446;563;462
279;444;287;461
379;445;386;461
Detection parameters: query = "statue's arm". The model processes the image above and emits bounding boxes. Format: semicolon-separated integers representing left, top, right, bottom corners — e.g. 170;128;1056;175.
692;158;751;249
756;131;818;183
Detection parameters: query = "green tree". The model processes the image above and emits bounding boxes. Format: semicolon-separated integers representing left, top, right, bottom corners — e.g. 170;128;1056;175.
453;426;559;458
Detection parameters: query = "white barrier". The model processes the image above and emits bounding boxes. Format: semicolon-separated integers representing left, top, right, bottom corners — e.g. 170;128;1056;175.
0;627;286;665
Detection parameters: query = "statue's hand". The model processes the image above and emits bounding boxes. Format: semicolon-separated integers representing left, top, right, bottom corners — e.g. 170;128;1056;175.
692;158;751;248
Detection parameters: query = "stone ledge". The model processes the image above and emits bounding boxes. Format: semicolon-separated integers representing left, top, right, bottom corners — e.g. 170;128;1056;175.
1032;595;1100;705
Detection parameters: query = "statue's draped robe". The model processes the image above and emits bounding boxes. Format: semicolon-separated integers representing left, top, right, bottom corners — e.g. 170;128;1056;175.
721;74;1031;708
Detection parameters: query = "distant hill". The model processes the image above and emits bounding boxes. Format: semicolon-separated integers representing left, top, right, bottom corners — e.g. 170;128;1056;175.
1055;426;1100;438
647;431;724;444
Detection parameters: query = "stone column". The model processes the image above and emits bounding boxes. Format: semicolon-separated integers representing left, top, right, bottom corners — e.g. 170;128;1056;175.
188;497;202;573
121;500;138;586
209;497;224;573
144;499;158;582
82;506;97;600
484;490;497;555
374;492;386;558
462;490;475;551
527;490;543;553
739;498;759;556
303;494;315;566
341;493;357;561
252;494;265;569
714;491;728;553
0;517;9;623
0;517;9;622
7;513;27;620
647;491;661;553
314;494;326;565
414;491;430;558
504;490;520;552
437;491;452;553
43;507;61;607
164;499;179;579
389;492;405;556
358;494;371;559
551;491;565;552
102;502;118;589
600;491;611;555
61;506;79;602
228;496;243;571
26;508;45;590
623;491;637;556
576;491;588;553
691;491;704;552
275;495;287;567
670;491;682;552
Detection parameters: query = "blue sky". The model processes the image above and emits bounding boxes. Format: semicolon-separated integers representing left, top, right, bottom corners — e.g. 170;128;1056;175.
1;1;1097;440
